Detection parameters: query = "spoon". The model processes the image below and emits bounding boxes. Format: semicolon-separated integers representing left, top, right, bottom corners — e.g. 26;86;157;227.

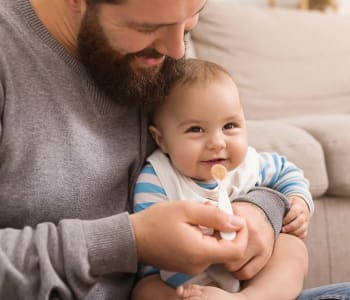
211;164;236;240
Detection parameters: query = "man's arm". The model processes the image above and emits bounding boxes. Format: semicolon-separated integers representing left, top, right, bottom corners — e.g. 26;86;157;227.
0;213;137;300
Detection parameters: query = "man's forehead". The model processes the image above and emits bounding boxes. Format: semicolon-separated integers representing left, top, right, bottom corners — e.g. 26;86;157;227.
116;0;207;25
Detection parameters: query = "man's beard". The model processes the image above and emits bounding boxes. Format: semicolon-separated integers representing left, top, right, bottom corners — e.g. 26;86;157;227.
77;7;185;108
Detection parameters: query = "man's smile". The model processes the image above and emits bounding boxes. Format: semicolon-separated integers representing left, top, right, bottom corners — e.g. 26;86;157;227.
132;55;165;68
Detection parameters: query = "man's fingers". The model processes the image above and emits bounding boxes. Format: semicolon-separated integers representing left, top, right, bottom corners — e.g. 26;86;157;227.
188;216;248;267
131;201;250;275
182;201;244;232
223;230;271;280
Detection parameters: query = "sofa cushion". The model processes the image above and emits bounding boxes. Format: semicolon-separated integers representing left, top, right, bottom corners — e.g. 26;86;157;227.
191;0;350;120
247;120;328;198
281;114;350;196
305;196;350;287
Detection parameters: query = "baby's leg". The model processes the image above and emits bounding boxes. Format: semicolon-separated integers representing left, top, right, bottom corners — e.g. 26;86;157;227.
178;234;307;300
239;233;307;300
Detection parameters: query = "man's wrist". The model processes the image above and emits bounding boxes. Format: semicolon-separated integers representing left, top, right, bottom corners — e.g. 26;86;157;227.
82;213;138;275
233;187;290;236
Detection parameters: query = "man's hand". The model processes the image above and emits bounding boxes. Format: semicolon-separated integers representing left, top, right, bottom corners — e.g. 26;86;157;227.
224;202;275;280
130;201;248;275
282;196;310;239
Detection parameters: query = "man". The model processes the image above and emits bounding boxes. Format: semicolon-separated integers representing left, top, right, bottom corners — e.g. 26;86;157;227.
0;0;347;299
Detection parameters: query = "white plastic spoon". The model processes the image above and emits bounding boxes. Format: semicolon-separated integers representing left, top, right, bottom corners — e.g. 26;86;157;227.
211;164;236;241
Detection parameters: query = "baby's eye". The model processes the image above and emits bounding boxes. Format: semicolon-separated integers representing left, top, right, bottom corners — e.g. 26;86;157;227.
186;126;203;133
223;122;236;130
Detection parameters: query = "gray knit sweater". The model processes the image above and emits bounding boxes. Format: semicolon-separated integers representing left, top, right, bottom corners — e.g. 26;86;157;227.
0;0;150;299
0;1;288;299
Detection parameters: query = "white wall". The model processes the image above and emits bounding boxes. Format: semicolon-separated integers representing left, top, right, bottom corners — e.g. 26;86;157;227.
233;0;299;8
338;0;350;15
234;0;350;14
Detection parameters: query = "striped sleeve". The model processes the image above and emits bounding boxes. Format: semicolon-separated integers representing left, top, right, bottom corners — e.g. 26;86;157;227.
257;152;314;215
133;163;169;278
133;163;198;285
133;164;167;213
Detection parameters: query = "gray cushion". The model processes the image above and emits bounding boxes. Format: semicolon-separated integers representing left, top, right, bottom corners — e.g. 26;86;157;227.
305;197;350;287
281;114;350;196
247;120;328;198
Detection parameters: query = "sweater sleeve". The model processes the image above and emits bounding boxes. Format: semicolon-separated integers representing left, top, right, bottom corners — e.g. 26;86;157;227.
0;213;137;300
234;187;290;237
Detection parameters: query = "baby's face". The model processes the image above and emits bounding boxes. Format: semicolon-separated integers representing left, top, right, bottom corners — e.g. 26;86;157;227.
153;75;248;182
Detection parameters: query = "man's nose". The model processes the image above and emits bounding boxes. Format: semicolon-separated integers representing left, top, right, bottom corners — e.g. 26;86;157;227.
153;24;186;59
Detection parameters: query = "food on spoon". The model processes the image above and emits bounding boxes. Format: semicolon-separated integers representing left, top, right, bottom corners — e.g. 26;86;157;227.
211;164;228;181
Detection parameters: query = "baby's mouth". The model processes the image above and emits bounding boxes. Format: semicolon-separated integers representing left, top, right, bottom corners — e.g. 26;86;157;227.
203;158;227;165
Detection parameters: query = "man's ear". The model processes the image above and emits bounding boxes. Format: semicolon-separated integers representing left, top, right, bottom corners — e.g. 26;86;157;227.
64;0;86;14
149;125;168;153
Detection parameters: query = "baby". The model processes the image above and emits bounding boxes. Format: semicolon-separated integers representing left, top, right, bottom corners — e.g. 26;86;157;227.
133;59;312;300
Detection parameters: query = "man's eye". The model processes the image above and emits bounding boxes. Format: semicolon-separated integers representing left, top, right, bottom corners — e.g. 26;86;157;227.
223;122;236;130
187;126;203;133
135;27;157;34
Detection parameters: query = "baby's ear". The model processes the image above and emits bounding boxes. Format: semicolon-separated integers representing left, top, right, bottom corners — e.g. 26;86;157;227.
149;125;167;153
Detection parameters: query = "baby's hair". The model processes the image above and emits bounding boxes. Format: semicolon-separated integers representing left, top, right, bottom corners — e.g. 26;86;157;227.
151;59;237;124
175;58;233;87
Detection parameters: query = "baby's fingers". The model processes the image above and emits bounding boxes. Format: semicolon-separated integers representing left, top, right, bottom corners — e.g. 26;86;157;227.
289;227;308;239
283;219;308;239
283;209;298;225
282;216;304;232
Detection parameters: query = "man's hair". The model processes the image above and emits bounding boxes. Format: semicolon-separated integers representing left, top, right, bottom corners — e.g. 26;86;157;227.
176;58;233;87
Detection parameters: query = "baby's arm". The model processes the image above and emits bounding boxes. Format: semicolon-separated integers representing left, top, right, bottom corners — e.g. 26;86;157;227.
257;151;313;238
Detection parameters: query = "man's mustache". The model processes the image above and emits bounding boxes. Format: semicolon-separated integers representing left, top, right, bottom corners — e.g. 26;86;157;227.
131;48;164;59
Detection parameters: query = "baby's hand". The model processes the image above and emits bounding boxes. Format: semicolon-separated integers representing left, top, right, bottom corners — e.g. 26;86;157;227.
282;196;310;239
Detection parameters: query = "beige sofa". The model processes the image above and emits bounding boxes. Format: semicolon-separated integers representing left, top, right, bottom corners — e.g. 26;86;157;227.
188;0;350;288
